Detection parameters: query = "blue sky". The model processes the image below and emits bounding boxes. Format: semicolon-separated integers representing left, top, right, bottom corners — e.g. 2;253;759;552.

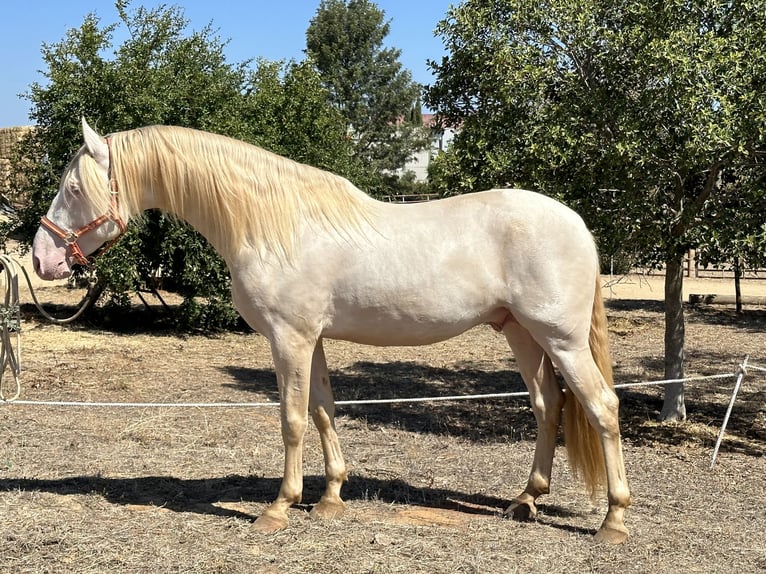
0;1;454;127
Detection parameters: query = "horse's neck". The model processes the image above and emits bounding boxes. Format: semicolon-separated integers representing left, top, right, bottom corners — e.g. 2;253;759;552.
134;150;240;256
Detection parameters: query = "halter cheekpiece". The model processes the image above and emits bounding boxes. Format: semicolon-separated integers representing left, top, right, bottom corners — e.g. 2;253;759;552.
39;136;128;265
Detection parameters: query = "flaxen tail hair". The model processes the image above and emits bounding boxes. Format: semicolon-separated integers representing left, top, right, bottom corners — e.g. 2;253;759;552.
562;276;612;498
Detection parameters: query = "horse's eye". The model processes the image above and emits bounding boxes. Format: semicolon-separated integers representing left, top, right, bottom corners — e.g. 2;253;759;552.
68;182;81;195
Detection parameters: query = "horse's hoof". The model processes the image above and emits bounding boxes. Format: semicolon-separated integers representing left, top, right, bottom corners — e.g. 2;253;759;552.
253;511;289;533
504;498;537;522
594;525;629;545
310;498;346;521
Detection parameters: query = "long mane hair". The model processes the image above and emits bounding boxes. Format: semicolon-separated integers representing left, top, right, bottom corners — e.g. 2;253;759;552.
77;125;376;259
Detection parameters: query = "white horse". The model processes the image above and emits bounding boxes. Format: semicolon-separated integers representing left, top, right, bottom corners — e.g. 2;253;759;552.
32;118;631;543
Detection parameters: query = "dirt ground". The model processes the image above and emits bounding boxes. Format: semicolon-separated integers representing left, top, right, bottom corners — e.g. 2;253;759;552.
602;271;766;301
0;257;764;573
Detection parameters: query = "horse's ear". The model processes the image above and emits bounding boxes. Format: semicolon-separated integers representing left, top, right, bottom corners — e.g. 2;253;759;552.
81;117;109;168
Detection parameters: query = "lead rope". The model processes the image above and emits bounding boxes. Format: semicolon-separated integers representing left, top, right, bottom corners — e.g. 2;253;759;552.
0;254;101;401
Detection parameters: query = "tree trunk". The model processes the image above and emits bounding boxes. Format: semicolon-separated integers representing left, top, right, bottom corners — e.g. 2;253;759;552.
660;255;687;421
734;256;742;314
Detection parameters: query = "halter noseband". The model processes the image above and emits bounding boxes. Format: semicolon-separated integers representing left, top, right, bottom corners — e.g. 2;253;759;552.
40;136;128;266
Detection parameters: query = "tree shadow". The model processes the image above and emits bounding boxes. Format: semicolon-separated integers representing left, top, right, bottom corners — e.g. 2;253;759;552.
606;297;766;333
604;299;766;333
616;386;765;457
23;298;764;455
222;361;536;442
686;304;766;333
605;299;666;314
222;354;764;456
611;342;765;456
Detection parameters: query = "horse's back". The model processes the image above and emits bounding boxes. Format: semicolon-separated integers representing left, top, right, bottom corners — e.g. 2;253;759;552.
375;188;597;276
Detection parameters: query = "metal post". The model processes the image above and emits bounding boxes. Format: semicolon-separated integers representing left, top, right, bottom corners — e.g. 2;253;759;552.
710;356;749;469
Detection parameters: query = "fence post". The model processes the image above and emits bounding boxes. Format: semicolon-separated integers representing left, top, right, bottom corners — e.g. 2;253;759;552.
710;355;749;468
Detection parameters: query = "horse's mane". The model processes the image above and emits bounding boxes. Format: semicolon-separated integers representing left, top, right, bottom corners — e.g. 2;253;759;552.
82;125;375;260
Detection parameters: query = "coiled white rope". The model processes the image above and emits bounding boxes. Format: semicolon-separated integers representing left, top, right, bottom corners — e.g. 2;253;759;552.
0;255;21;401
0;254;101;401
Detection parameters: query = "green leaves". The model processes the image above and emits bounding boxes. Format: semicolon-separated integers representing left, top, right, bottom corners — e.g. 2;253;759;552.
6;1;368;331
426;0;766;269
306;0;428;192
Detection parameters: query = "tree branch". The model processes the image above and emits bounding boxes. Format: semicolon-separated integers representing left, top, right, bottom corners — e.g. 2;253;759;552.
670;158;724;237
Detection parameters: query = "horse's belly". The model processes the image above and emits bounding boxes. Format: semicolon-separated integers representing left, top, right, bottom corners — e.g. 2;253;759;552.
321;306;508;347
323;322;470;346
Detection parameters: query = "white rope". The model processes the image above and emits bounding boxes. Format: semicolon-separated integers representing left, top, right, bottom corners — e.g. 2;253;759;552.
3;399;281;408
0;370;752;409
613;373;734;388
0;391;538;408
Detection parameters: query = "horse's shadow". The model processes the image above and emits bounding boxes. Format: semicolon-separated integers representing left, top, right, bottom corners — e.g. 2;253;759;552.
0;473;592;535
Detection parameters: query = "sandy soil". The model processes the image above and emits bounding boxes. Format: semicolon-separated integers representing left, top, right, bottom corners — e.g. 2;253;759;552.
602;272;766;301
1;245;764;573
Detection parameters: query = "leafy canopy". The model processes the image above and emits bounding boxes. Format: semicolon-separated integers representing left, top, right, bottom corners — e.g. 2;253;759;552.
426;0;766;267
5;1;361;330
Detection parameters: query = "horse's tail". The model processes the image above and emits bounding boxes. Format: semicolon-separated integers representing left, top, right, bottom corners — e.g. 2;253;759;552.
562;275;611;498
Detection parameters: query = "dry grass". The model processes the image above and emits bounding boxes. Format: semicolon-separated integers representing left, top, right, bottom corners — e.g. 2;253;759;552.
0;286;764;573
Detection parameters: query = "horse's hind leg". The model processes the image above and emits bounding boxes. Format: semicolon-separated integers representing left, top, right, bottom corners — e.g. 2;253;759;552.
552;347;631;544
502;321;564;521
308;338;348;520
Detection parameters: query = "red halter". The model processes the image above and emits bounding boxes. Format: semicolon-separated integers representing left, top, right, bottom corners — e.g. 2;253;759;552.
39;136;128;266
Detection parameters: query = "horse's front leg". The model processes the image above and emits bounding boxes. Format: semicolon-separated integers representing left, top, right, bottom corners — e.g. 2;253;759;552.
308;338;348;520
253;333;315;533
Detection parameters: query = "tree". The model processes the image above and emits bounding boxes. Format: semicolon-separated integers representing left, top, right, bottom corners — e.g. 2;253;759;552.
425;0;766;420
4;1;360;330
696;166;766;312
306;0;428;195
242;58;375;189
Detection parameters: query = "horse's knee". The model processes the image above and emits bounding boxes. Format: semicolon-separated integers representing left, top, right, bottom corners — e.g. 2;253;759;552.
281;413;309;445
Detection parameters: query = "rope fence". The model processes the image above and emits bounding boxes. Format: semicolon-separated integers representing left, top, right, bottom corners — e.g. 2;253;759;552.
0;254;762;469
0;371;746;409
2;357;761;468
0;364;766;409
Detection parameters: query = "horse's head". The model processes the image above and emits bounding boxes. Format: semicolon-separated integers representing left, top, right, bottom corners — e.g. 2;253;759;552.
32;118;127;280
